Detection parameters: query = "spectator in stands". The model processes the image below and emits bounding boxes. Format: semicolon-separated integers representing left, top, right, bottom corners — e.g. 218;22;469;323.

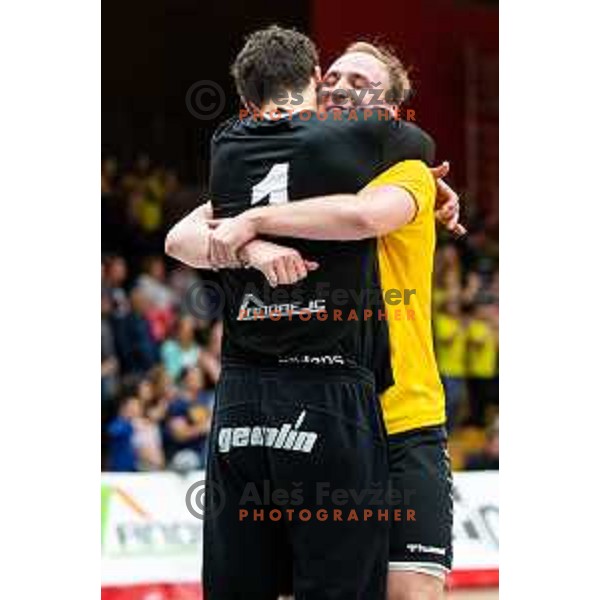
122;153;152;194
148;364;176;407
101;291;119;403
138;256;175;341
106;385;166;472
465;300;499;426
167;266;201;315
163;366;212;469
106;395;142;471
133;171;165;234
137;370;171;428
104;255;129;317
465;419;499;470
132;400;166;471
433;243;462;310
124;155;166;235
118;287;159;374
138;255;174;310
135;375;155;407
435;298;467;431
101;157;119;195
462;271;484;306
161;315;201;380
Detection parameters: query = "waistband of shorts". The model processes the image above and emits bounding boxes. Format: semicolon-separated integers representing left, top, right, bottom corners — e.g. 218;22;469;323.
221;358;375;387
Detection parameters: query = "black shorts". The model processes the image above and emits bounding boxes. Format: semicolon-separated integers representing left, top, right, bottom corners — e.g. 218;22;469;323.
387;426;453;576
202;363;389;600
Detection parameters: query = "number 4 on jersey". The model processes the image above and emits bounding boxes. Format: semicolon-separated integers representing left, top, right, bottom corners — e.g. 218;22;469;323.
251;163;289;206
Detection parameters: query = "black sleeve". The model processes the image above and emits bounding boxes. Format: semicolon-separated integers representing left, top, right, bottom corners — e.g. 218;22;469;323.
208;115;240;201
380;120;436;167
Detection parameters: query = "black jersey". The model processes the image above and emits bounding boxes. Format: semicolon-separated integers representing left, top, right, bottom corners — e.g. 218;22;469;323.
209;109;434;382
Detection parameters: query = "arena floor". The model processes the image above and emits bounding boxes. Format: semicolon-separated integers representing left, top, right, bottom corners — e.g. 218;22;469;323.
450;590;499;599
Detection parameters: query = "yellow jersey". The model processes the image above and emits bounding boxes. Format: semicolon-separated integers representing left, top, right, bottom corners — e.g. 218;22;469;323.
366;160;445;434
435;313;467;378
466;318;498;378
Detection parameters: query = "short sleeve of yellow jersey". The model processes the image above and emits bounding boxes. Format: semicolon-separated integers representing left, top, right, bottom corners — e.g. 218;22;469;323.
365;160;436;227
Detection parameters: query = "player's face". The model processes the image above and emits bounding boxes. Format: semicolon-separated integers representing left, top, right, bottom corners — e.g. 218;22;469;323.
321;52;390;111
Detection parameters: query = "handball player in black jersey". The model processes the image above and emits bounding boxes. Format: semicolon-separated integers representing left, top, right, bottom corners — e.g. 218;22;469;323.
167;26;434;600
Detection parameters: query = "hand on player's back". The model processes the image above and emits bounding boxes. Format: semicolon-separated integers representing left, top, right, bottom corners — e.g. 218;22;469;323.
430;161;467;237
239;240;319;287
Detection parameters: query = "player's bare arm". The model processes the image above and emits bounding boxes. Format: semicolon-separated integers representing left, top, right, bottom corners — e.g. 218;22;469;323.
238;240;319;287
166;164;462;279
207;162;464;261
207;183;419;261
164;202;216;269
164;201;317;285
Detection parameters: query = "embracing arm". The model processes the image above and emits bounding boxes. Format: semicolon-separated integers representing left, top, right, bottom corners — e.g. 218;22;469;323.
164;202;214;269
247;185;416;241
206;184;418;264
164;201;318;285
164;202;274;270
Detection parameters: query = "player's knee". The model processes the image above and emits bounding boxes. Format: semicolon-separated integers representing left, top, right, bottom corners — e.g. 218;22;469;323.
387;571;445;600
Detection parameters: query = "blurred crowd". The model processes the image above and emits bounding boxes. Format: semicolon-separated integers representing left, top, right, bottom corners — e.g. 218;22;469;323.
101;158;499;473
102;155;196;259
434;223;499;470
101;253;222;472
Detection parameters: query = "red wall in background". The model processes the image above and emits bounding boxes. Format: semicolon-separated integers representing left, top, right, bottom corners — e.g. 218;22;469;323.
312;0;498;210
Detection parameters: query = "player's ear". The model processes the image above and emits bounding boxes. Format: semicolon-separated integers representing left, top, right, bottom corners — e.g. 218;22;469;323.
313;66;322;83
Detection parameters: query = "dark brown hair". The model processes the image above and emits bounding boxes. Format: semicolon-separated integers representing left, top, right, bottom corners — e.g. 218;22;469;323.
231;25;319;107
